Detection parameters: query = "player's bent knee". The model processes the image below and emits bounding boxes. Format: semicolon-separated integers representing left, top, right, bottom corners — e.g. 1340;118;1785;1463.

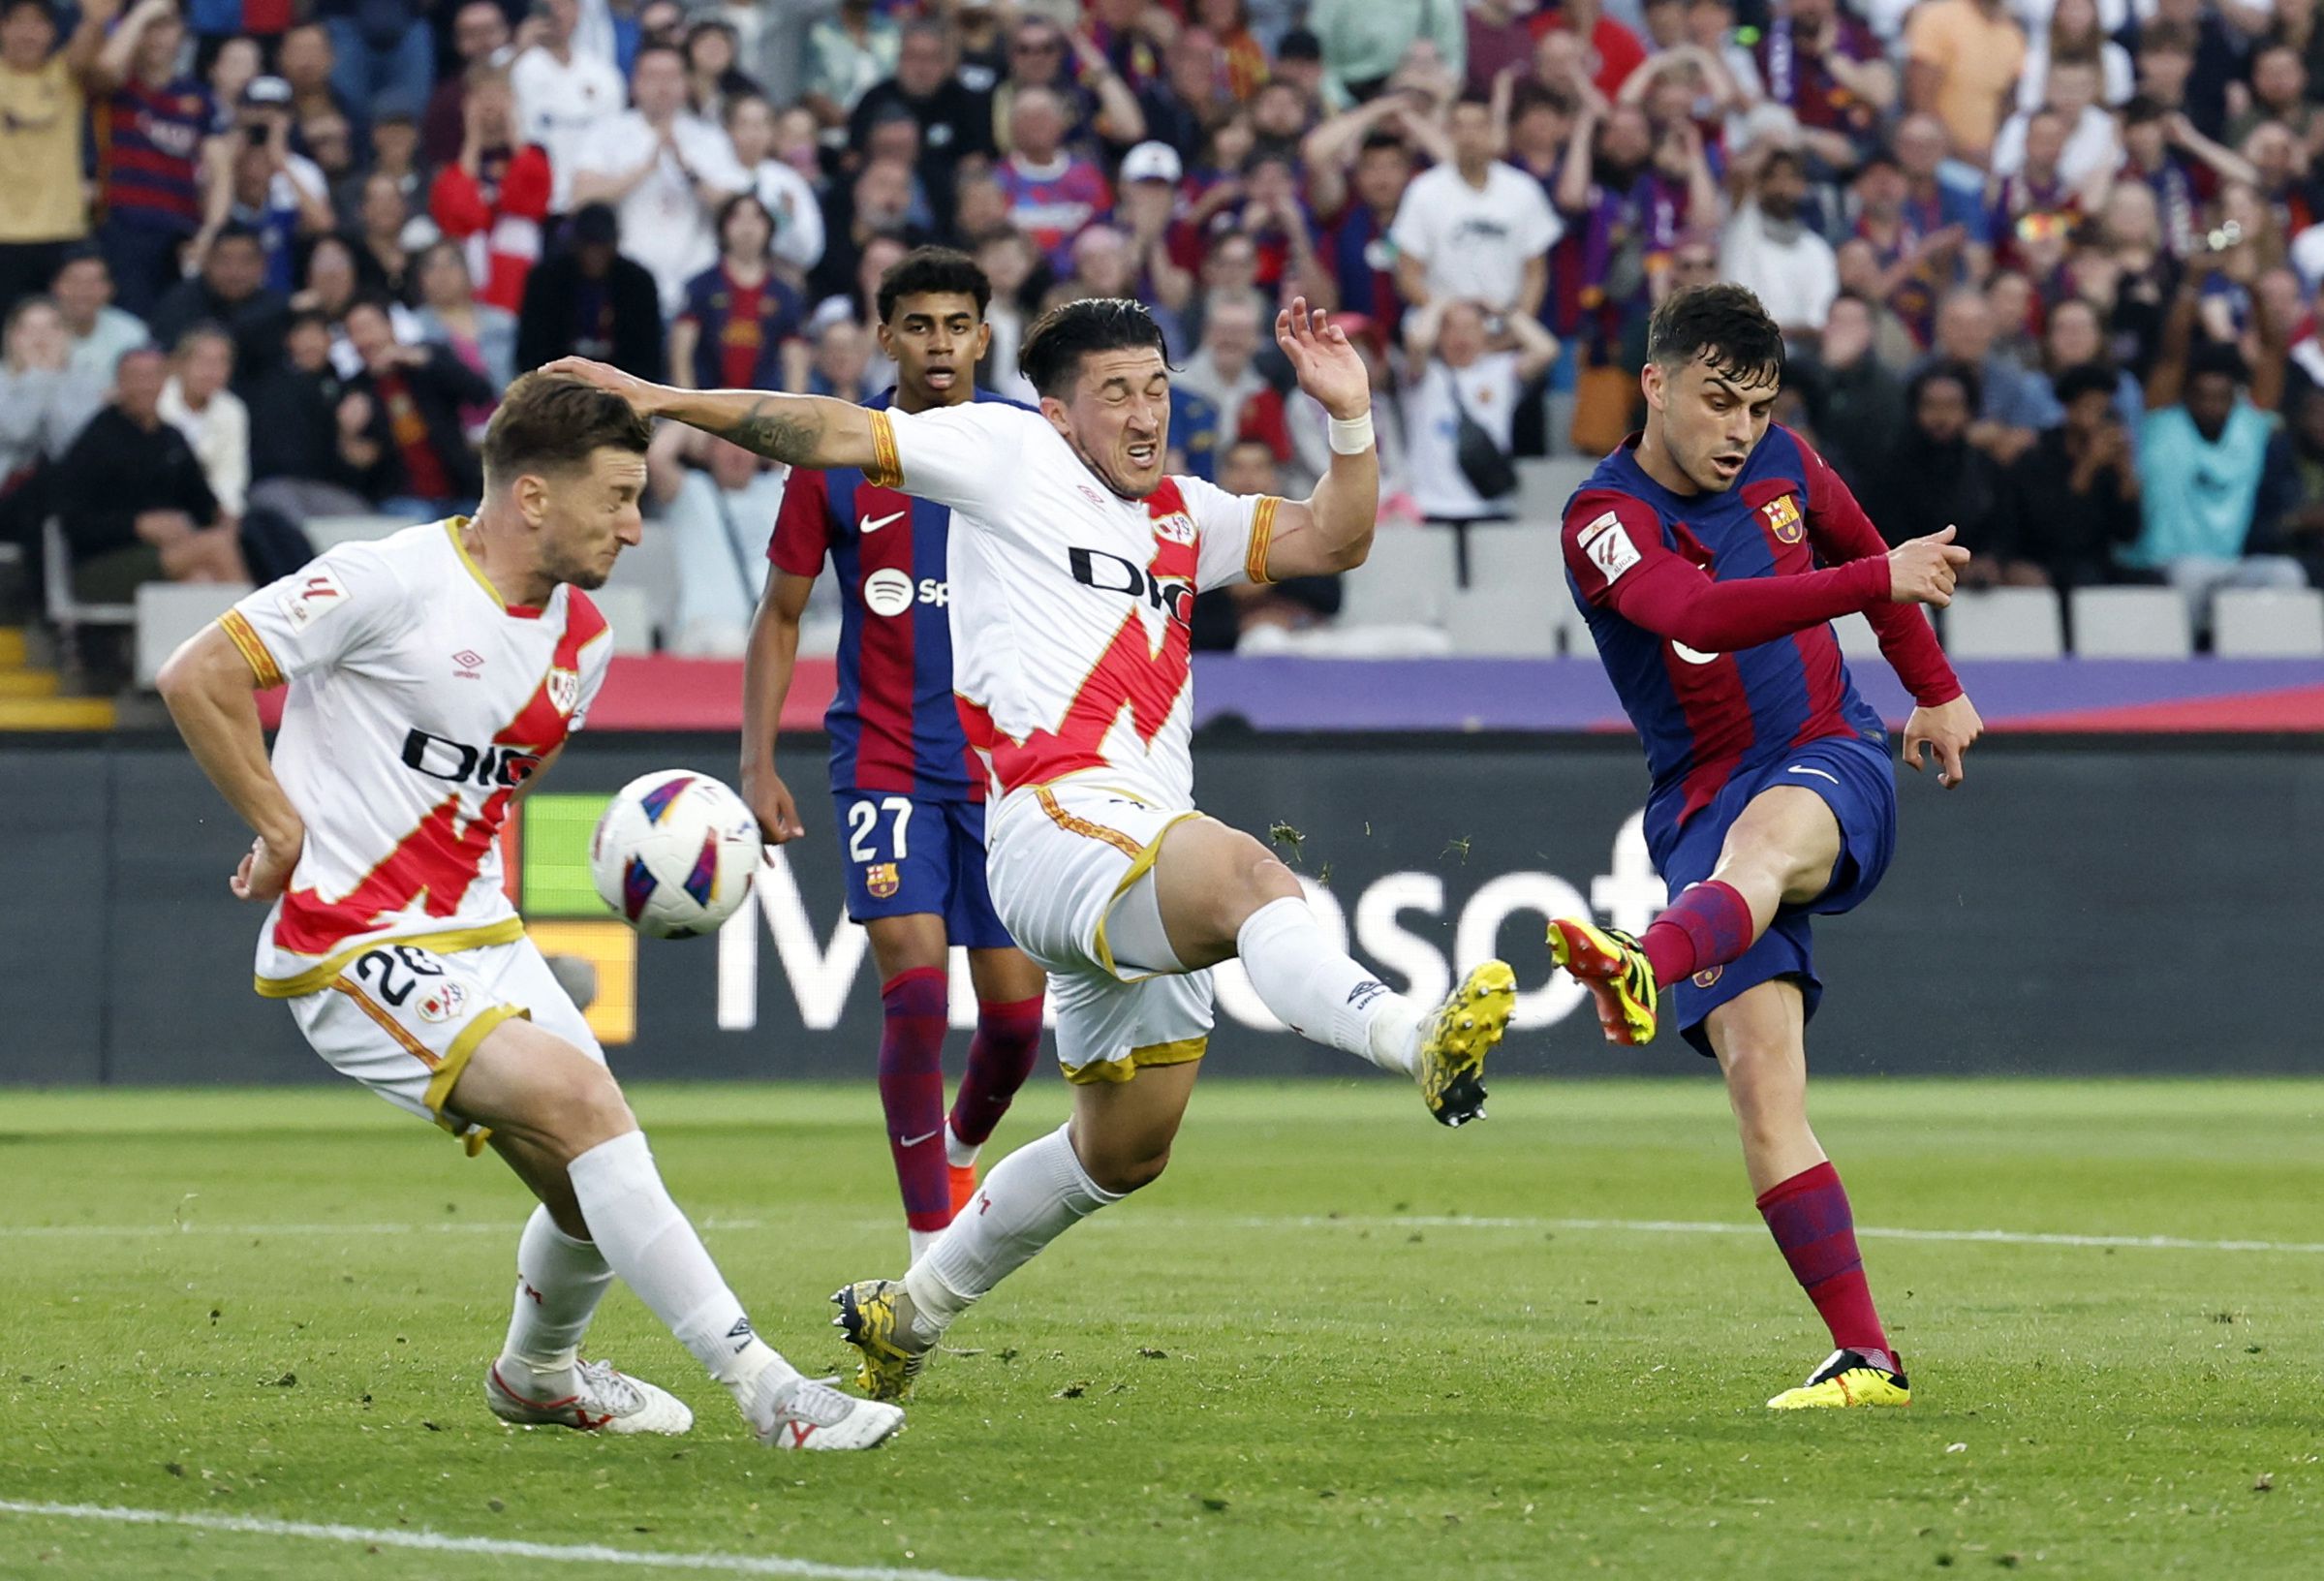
1086;1143;1171;1195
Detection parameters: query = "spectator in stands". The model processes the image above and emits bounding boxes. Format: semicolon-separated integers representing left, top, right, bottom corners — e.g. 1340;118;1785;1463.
572;41;749;316
0;294;105;557
802;0;899;133
428;64;553;317
0;0;105;317
1902;0;2026;166
515;202;664;380
1753;0;1894;154
1926;287;2051;464
191;82;335;297
1992;56;2119;188
1304;106;1416;329
421;0;510;167
996;87;1111;271
2017;0;2131;115
277;22;352;139
2040;295;2146;438
1177;293;1289;460
973;228;1038;403
2227;43;2314;150
315;0;430;124
2265;381;2324;589
1192;437;1343;651
511;0;627;214
849;19;994;231
337;294;489;516
682;17;759;127
2009;362;2146;591
725;93;826;281
244;307;367;523
992;17;1143;154
650;433;784;656
1401;296;1559;572
50;249;146;384
1111;141;1195;333
83;0;211;316
1141;23;1221;163
805;315;878;405
2134;330;2310;619
671;194;803;392
158;324;249;520
811;153;929;304
1392;93;1559;318
1310;0;1465;105
1793;292;1906;493
412;239;514;402
291;232;363;343
1871;360;2033;584
150;224;288;388
50;344;245;596
1719;144;1839;339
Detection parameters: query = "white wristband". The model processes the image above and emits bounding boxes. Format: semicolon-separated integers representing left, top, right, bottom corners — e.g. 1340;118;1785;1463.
1326;410;1376;455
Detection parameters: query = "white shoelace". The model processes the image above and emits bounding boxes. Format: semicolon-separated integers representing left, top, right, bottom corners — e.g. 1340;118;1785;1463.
574;1359;647;1415
779;1376;855;1427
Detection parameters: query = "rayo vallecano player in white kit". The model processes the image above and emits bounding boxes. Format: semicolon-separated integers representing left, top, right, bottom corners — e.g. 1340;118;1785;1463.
548;295;1518;1402
155;372;901;1448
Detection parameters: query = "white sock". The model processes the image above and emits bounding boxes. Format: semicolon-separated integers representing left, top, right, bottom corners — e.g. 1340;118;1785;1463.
565;1131;798;1406
501;1204;612;1377
904;1123;1121;1344
944;1123;978;1170
907;1226;941;1264
1236;896;1423;1074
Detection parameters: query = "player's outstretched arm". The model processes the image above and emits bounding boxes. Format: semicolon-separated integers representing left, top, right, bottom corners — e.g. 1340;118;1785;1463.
540;358;883;472
154;625;305;903
739;572;816;847
1254;297;1380;580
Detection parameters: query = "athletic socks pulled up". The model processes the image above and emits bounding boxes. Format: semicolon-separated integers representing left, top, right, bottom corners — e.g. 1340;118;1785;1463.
500;1203;613;1378
879;968;953;1235
1640;879;1756;988
1757;1160;1893;1373
904;1123;1121;1344
566;1130;797;1405
948;993;1043;1164
1235;896;1423;1075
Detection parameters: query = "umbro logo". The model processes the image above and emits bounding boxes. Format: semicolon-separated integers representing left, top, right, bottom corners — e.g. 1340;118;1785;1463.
452;649;484;679
1347;978;1389;1010
727;1316;756;1352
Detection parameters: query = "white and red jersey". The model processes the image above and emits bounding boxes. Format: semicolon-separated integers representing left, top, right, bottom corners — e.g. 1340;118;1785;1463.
870;401;1279;811
219;520;612;997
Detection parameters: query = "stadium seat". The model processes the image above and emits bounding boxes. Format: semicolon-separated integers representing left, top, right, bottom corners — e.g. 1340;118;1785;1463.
2069;586;2193;658
1443;584;1560;655
2211;587;2324;657
1340;524;1458;629
135;581;253;689
302;515;418;554
1515;456;1596;527
589;584;655;655
41;516;137;672
1462;522;1578;654
1940;587;2063;658
1833;606;1936;658
606;519;679;650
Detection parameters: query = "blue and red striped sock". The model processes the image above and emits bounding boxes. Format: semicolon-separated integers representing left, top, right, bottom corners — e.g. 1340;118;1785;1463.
948;994;1043;1159
879;968;952;1233
1756;1161;1892;1369
1639;879;1755;987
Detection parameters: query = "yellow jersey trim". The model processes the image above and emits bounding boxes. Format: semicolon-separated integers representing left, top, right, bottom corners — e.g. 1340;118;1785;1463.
254;917;527;999
1063;1035;1209;1086
864;409;902;488
1037;786;1144;860
423;1003;527;1120
1085;807;1203;982
328;976;439;1069
217;609;285;689
1246;495;1282;586
442;516;502;608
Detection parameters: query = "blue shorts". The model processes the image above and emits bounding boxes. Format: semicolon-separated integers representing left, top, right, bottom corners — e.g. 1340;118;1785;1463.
1647;732;1898;1059
832;790;1014;950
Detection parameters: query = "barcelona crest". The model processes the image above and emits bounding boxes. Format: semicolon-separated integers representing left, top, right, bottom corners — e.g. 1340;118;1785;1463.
865;862;901;900
1759;494;1805;544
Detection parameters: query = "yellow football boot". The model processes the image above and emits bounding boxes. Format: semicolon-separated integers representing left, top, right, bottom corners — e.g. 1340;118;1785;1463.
1415;959;1515;1127
1766;1348;1912;1410
829;1279;933;1403
1545;916;1658;1045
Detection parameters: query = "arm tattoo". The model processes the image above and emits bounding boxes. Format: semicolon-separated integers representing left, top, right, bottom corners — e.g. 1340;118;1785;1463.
721;398;824;464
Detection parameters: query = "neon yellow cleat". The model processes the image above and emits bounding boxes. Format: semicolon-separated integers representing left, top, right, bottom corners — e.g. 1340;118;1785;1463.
829;1278;934;1403
1545;916;1658;1046
1766;1348;1912;1410
1415;959;1515;1127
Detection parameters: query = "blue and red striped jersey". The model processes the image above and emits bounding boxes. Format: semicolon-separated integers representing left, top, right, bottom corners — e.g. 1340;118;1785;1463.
1564;425;1907;832
768;389;1021;802
97;77;211;232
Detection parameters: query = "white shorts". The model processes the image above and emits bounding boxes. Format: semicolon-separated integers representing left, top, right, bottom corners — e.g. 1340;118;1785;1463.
287;936;603;1150
985;778;1213;1086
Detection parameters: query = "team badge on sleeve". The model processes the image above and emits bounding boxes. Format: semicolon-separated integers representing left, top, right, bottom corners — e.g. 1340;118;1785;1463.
1760;494;1805;543
278;568;349;631
1578;510;1641;584
865;862;901;899
547;667;581;716
415;982;470;1024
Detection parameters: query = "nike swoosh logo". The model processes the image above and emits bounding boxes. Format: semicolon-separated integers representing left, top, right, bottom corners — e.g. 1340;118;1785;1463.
898;1129;943;1147
1785;765;1841;785
859;511;907;535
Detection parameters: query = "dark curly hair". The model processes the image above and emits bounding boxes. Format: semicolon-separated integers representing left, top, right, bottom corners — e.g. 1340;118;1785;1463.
1018;296;1169;398
1647;283;1785;388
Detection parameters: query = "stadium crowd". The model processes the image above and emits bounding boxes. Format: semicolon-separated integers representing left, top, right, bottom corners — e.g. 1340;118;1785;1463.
6;0;2324;659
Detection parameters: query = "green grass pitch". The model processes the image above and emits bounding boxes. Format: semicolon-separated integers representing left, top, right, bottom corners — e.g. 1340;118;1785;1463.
0;1077;2316;1579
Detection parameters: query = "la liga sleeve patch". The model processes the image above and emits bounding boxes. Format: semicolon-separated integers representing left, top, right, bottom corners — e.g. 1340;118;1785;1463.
1577;511;1642;584
277;567;351;632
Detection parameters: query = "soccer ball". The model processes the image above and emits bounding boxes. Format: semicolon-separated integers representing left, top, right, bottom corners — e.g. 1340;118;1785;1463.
590;770;763;939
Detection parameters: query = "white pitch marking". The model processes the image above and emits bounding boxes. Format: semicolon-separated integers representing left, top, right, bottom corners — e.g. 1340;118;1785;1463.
1212;1215;2324;1256
0;1500;1013;1581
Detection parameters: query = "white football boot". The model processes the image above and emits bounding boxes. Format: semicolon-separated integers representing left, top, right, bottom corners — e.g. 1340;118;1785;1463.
747;1370;906;1450
485;1357;695;1435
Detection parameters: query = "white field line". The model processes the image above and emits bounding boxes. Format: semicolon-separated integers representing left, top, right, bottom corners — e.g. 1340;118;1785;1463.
0;1499;1016;1581
1;1212;2320;1256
